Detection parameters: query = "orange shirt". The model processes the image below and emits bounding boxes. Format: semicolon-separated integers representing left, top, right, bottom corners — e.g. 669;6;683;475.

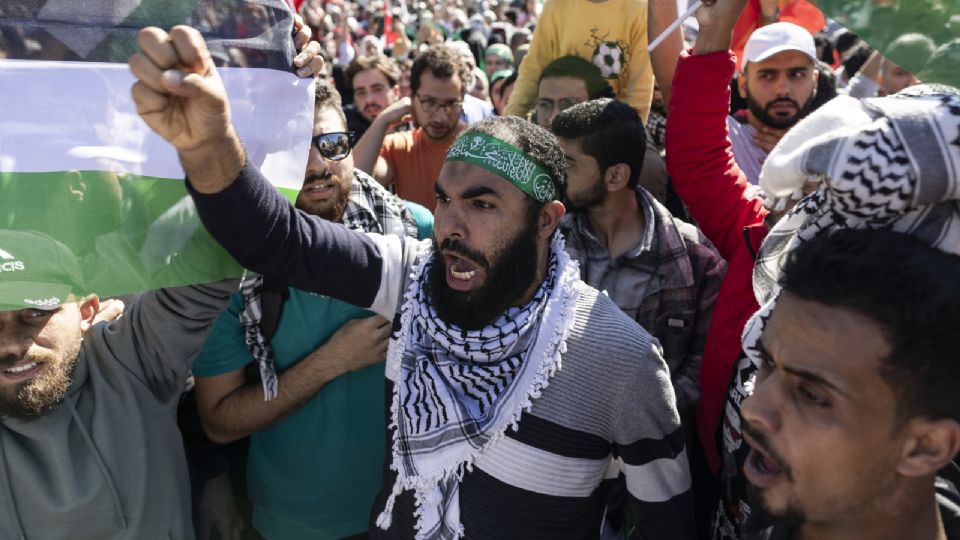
379;128;452;211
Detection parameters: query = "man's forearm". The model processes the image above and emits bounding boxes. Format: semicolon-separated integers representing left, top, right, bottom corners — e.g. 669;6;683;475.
648;0;683;105
201;348;349;444
188;162;386;308
353;116;390;175
179;127;246;194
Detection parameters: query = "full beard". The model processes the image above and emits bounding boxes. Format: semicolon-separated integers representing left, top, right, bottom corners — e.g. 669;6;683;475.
0;339;80;420
428;212;541;330
566;176;607;211
746;92;815;131
295;172;351;222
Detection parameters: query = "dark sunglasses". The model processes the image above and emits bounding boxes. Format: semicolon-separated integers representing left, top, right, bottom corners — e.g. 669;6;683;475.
311;131;357;161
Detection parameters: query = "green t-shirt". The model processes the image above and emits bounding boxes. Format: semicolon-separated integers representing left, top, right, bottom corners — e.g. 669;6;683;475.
193;291;386;539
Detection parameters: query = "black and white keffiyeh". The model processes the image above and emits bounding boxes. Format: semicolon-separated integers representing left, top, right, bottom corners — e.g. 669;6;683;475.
239;171;418;400
375;232;581;539
742;88;960;364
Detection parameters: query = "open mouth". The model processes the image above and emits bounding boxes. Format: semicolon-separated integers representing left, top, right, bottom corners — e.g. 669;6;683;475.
443;253;480;290
302;178;336;199
1;360;43;382
743;436;786;489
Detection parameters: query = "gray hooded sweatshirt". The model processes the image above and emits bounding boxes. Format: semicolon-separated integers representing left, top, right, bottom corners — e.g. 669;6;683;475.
0;280;235;540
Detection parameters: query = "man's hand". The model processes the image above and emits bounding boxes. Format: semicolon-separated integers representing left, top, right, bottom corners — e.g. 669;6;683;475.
693;0;749;55
322;315;391;373
129;26;244;193
292;13;326;78
92;298;125;325
753;125;787;153
374;97;414;129
196;472;243;540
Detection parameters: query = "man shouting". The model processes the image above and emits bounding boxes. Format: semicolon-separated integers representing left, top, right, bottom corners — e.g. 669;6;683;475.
129;25;696;539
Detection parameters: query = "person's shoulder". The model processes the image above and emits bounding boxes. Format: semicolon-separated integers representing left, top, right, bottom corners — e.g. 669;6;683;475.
653;194;724;260
572;282;655;351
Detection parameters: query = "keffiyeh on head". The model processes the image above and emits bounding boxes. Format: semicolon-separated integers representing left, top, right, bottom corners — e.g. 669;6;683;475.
743;87;960;361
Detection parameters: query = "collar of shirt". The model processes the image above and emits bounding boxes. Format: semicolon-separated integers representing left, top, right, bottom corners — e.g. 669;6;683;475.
563;189;695;290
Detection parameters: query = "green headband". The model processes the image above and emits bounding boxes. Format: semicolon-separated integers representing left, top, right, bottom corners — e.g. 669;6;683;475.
446;133;557;203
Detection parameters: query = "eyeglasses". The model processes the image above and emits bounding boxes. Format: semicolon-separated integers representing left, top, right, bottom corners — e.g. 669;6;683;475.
415;94;463;114
311;131;357;161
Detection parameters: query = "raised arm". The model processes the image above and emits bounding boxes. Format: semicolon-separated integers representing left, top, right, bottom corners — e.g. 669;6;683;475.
665;0;768;260
129;26;407;314
353;98;412;186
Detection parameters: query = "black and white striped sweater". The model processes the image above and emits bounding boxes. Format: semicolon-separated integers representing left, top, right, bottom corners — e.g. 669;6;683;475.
192;164;696;539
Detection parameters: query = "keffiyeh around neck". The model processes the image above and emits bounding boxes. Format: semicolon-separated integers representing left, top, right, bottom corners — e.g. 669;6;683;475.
377;232;581;539
240;172;417;400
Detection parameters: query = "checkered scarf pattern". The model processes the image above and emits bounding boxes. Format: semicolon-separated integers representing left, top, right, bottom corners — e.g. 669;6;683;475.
239;171;418;400
743;88;960;366
375;233;582;539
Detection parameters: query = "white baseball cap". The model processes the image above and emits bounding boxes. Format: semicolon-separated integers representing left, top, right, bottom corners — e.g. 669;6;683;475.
743;22;818;66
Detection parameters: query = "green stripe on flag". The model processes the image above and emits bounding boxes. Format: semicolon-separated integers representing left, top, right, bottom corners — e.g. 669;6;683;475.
817;0;959;85
0;171;299;299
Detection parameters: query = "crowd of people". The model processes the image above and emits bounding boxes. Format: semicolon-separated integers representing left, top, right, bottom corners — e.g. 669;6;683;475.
1;0;960;539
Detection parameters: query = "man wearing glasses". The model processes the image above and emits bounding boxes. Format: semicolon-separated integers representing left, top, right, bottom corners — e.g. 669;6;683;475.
353;45;469;211
190;80;432;540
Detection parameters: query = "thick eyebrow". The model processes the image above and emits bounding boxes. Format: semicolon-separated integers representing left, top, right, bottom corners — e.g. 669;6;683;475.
757;339;851;399
461;185;502;199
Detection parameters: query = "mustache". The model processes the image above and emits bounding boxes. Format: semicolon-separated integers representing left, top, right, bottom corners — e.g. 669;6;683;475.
0;350;51;368
765;97;800;111
303;171;333;184
742;420;793;482
438;238;490;269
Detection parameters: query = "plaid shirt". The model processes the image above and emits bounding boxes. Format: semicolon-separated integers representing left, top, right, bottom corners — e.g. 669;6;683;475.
560;189;726;411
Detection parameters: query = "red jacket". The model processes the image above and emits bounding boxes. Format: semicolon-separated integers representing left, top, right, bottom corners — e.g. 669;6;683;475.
666;49;768;474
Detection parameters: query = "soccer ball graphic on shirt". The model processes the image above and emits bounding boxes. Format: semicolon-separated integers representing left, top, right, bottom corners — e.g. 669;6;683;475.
593;42;623;80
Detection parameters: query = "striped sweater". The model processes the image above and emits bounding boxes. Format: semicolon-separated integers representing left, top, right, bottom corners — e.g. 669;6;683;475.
190;163;696;539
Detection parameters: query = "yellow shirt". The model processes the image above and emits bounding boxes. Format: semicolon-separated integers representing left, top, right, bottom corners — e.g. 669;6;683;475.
504;0;653;121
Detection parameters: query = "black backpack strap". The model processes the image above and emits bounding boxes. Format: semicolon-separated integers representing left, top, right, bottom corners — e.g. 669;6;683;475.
258;275;290;341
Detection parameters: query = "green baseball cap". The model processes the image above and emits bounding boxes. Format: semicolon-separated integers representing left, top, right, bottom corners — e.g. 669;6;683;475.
0;230;86;311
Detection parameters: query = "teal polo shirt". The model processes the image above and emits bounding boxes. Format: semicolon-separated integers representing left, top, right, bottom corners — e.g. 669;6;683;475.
193;202;431;539
194;290;386;539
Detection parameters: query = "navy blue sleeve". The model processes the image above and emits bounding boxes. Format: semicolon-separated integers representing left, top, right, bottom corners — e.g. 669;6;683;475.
188;162;384;308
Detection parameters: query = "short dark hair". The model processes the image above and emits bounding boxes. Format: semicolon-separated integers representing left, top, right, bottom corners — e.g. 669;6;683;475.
410;45;471;96
552;98;646;190
456;116;567;207
345;55;400;90
539;55;614;100
314;77;347;127
779;228;960;424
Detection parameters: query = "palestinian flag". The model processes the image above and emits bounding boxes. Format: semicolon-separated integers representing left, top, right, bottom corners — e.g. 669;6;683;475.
816;0;959;82
0;0;314;299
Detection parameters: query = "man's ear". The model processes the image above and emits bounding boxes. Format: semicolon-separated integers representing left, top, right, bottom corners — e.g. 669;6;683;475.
391;84;400;100
897;417;960;478
78;294;101;333
738;70;748;99
538;200;566;240
603;163;631;192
